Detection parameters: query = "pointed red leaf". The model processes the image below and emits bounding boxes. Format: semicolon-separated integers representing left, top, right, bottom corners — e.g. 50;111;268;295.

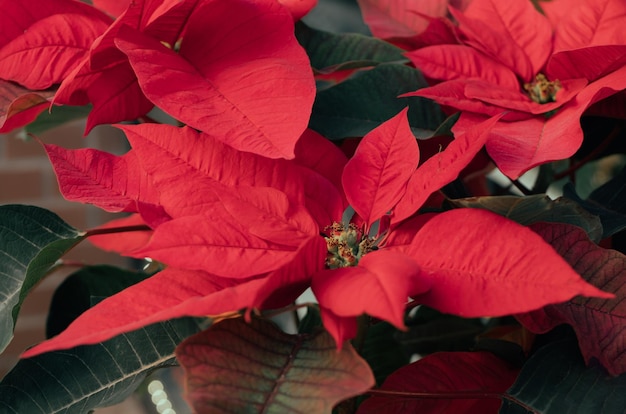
55;59;155;133
135;214;301;278
358;351;518;413
23;236;326;357
357;0;449;39
403;80;520;118
517;223;626;376
177;317;374;414
119;124;344;226
312;249;430;344
294;128;348;197
452;0;552;81
342;108;419;226
0;14;108;89
464;78;588;115
0;0;111;44
44;144;159;213
554;0;626;51
115;0;315;159
401;208;612;317
406;45;520;90
21;267;250;357
392;115;500;224
547;45;626;82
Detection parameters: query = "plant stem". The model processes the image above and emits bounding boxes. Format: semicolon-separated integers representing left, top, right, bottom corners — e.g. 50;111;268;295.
85;224;151;237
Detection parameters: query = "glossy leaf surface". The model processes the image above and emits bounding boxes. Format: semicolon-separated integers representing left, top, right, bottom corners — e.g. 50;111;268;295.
0;205;84;354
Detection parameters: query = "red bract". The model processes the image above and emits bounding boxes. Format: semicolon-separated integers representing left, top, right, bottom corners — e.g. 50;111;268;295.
404;0;626;179
0;0;112;131
24;110;611;357
54;0;316;158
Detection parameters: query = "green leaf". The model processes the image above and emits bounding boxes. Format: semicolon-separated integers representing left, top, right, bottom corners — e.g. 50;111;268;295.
563;183;626;239
309;63;445;139
24;105;92;136
448;195;603;243
0;318;204;413
176;317;375;413
0;205;84;353
501;340;626;414
295;22;406;72
46;265;151;338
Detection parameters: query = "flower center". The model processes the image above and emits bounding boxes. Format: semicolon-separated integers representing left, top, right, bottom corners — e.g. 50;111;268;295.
524;73;562;104
324;222;376;269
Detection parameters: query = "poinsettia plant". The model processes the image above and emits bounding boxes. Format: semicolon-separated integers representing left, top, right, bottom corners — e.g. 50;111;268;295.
2;0;626;412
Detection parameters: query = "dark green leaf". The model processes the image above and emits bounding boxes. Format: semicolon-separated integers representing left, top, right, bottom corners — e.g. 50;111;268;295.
25;105;92;136
309;63;444;139
448;195;603;242
563;183;626;239
0;205;84;353
501;340;626;414
0;318;204;413
176;317;375;413
295;22;406;72
46;265;151;338
361;322;410;386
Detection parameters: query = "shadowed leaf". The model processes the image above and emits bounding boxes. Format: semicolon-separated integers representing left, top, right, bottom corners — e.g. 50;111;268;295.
177;317;375;413
517;222;626;376
310;63;444;139
501;340;626;413
358;351;518;413
448;195;603;242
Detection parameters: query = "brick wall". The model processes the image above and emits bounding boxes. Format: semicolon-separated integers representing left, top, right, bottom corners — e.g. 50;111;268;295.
0;121;145;411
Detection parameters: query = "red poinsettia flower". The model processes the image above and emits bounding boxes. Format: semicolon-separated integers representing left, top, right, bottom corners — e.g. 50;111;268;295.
22;109;611;357
53;0;315;159
403;0;626;178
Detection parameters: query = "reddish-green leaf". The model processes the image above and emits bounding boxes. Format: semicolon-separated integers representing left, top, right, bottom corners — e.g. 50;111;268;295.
0;14;108;89
358;351;519;413
0;81;52;132
392;115;500;224
176;317;375;414
342;108;419;226
517;222;626;376
115;0;315;159
401;208;612;317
